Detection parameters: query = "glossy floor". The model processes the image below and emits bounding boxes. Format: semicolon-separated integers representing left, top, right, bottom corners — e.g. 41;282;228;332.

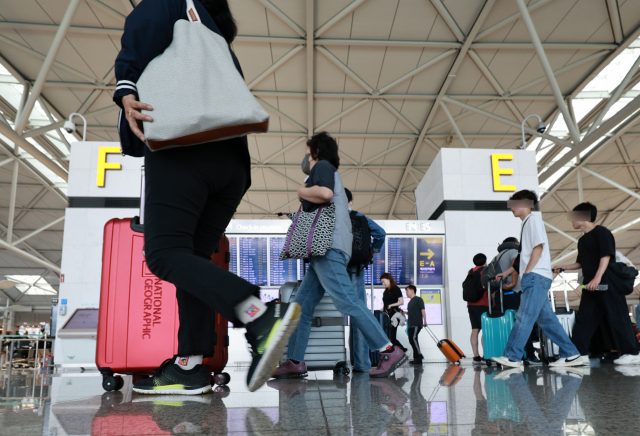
0;360;638;435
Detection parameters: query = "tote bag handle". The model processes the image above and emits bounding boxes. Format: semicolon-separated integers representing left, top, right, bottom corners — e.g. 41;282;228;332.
185;0;202;23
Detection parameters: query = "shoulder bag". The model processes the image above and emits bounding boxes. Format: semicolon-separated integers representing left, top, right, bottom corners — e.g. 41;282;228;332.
136;0;269;151
279;203;336;260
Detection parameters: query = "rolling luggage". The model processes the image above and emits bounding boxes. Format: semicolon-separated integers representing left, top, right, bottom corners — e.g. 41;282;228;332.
425;326;465;363
96;216;231;391
485;369;521;423
540;272;576;364
279;281;350;375
439;364;465;386
481;280;517;366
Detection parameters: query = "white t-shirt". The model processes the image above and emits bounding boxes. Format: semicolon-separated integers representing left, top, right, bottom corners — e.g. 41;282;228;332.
519;213;553;280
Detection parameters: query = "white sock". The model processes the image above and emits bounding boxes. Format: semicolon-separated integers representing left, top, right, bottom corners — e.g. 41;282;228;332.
175;355;202;370
235;296;267;325
378;342;393;352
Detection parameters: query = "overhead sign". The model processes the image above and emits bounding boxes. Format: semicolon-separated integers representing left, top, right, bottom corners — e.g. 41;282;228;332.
417;237;443;285
96;147;122;187
491;153;516;192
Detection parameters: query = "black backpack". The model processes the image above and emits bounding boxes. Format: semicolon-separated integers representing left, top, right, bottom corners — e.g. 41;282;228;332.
463;268;485;302
348;210;373;271
481;250;509;291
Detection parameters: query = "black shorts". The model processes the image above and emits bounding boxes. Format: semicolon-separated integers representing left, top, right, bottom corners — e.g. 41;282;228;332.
468;305;488;330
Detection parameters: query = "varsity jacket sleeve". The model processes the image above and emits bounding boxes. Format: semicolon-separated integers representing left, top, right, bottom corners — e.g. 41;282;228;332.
113;0;184;108
363;214;386;253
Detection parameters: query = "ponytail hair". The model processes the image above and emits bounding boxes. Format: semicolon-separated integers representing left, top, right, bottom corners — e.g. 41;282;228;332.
199;0;237;44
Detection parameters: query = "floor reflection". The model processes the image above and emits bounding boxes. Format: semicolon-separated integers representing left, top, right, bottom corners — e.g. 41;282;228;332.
0;361;638;434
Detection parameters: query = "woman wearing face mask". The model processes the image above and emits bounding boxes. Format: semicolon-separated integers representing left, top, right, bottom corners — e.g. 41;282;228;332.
381;273;408;352
273;132;407;379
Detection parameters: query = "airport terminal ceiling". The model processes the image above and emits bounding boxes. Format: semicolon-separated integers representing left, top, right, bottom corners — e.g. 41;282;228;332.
1;0;640;304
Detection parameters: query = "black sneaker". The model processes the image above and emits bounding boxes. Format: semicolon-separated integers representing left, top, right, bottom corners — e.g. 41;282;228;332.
245;301;301;392
472;356;485;365
132;358;212;395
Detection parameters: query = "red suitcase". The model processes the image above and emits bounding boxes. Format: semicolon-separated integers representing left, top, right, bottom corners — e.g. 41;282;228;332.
96;217;230;392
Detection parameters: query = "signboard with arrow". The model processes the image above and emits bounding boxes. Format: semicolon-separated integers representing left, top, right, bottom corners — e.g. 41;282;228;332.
417;237;443;285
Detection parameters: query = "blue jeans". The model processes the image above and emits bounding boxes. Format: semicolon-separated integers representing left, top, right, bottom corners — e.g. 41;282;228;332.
287;249;390;362
504;272;579;361
348;265;371;371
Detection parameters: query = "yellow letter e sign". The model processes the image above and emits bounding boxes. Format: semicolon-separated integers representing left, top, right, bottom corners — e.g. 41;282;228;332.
96;147;122;187
491;153;516;192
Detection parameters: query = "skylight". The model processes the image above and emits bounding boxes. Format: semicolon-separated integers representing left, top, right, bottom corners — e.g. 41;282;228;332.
5;275;57;296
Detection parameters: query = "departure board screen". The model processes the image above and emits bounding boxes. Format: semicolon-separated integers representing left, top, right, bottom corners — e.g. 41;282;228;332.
270;237;297;285
229;237;238;275
300;260;308;279
365;241;386;285
388;238;414;284
239;237;267;286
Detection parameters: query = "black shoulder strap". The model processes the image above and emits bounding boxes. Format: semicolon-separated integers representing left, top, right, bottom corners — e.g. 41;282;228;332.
518;215;532;253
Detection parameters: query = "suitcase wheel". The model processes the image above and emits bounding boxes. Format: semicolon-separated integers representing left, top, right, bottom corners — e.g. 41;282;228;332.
213;372;231;386
213;385;230;397
102;375;124;392
486;360;492;367
333;367;350;375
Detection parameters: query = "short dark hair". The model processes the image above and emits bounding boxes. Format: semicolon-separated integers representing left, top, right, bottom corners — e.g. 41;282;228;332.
509;189;538;206
308;132;340;169
573;202;597;222
503;237;519;244
406;285;417;294
473;253;487;266
345;188;353;203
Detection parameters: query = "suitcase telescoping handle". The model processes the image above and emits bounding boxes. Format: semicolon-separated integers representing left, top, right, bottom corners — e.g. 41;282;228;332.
487;277;503;316
139;166;145;225
425;325;440;344
551;269;570;312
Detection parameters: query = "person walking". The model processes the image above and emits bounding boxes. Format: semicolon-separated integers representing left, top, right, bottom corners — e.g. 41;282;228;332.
381;273;408;352
273;133;406;379
467;253;488;365
493;190;583;369
114;0;301;394
405;285;426;364
555;202;640;365
344;188;387;372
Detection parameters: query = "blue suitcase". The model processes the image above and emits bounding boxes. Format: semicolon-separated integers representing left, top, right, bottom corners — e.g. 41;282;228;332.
481;281;516;366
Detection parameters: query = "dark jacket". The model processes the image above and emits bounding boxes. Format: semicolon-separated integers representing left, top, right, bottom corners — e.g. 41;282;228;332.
114;0;247;157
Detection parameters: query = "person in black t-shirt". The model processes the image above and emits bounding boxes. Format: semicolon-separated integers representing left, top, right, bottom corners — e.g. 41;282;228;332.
555;202;640;365
405;285;426;364
381;273;408;352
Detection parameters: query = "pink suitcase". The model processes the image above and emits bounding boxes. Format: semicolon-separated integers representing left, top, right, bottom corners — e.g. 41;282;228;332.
96;217;230;391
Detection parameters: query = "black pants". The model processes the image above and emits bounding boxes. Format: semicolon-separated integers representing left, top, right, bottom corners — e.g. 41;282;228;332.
388;323;404;350
572;288;638;356
408;327;423;360
144;141;259;356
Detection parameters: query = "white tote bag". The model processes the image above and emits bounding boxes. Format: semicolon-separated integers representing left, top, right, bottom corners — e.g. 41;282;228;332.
136;0;269;151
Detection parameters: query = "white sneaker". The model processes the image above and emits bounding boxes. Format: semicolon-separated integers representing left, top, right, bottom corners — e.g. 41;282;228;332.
613;354;640;365
549;354;584;367
581;355;590;365
492;356;522;369
552;367;584;379
492;367;523;380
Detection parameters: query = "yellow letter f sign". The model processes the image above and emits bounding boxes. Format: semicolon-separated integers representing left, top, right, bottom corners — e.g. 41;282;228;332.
97;147;122;187
491;154;516;192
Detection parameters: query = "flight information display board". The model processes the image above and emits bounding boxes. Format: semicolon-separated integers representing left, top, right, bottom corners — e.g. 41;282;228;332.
239;237;267;286
270;237;297;285
230;237;238;275
365;241;386;285
417;237;444;285
388;238;414;284
421;289;443;325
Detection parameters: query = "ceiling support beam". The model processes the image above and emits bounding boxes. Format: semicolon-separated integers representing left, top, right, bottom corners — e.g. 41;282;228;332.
544;221;578;244
540;94;640;184
377;100;419;134
247;45;304;89
256;0;305;37
428;101;495;133
587;54;640;135
576;168;584;203
606;0;624;44
388;0;496;219
306;0;315;139
507;51;609;96
378;50;457;94
315;0;368;38
22;105;120;138
14;0;82;134
476;0;553;40
256;97;307;133
12;216;65;247
581;167;640;202
261;137;307;165
430;0;464;41
439;102;468;148
86;0;126;21
362;139;414;165
315;100;368;132
616;139;640;188
317;47;373;94
515;0;580;144
12;189;48;228
441;96;573;148
6;162;19;245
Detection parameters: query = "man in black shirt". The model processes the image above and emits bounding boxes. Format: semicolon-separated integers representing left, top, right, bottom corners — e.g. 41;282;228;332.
555;202;640;365
406;285;426;364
